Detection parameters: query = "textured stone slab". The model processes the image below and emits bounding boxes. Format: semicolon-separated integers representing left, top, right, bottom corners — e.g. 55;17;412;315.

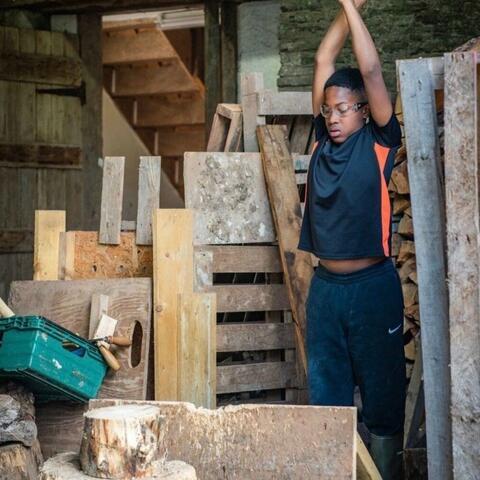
91;400;356;479
184;152;276;244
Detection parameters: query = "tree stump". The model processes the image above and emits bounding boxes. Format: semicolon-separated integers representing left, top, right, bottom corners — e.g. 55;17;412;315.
79;405;162;479
40;453;197;480
0;440;43;480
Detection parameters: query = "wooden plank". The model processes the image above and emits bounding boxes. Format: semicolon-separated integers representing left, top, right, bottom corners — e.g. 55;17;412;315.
195;245;282;273
152;209;194;400
57;231;152;280
356;434;382;480
111;61;197;97
0;52;81;86
0;229;33;253
257;125;312;383
256;90;312;116
224;111;243;152
92;399;357;480
177;292;216;408
99;156;125;245
207;284;289;313
103;28;177;65
290;115;313;155
397;57;452;479
33;210;65;280
206;111;229;152
88;293;110;338
9;277;152;458
241;72;265;152
183;152;275;245
155;124;205;156
404;339;425;449
217;322;295;352
216;361;297;394
136;156;161;245
0;143;81;167
444;51;480;479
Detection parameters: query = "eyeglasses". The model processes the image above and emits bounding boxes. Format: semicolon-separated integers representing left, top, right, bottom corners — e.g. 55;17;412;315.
320;102;368;118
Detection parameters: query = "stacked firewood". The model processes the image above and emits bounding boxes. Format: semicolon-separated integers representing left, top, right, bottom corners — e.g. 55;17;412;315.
389;144;419;375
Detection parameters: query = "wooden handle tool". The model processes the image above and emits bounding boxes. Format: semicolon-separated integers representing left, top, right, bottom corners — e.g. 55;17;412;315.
97;341;121;371
0;297;15;318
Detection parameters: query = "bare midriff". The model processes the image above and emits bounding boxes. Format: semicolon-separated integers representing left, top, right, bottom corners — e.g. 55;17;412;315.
318;256;385;274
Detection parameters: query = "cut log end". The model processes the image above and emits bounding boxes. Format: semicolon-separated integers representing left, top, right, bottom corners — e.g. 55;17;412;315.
80;405;163;479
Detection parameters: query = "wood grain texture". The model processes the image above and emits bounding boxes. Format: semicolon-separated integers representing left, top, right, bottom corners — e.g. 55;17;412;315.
217;322;295;352
0;143;81;168
136;156;161;246
9;278;152;458
99;156;125;245
257;125;312;384
152;209;193;400
91;399;356;480
33;210;65;281
184;152;275;244
444;51;480;479
103;28;177;65
177;292;216;408
397;57;452;479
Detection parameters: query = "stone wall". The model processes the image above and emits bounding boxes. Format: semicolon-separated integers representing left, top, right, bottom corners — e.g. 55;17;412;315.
278;0;480;94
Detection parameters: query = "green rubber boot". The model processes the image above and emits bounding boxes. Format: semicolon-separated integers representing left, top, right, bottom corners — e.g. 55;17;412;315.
369;431;404;480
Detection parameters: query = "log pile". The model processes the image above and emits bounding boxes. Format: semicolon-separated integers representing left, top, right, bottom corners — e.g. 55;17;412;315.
389;143;419;374
0;382;43;480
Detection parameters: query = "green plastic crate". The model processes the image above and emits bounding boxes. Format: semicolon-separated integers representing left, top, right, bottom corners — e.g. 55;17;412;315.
0;316;107;403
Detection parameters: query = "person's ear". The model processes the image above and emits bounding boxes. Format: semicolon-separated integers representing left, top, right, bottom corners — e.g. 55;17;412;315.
362;104;370;121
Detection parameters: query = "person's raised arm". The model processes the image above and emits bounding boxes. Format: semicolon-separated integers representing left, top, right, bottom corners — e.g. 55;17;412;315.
312;0;365;117
338;0;392;126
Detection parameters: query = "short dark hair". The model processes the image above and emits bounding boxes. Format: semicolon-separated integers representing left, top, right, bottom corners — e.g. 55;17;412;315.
324;67;366;101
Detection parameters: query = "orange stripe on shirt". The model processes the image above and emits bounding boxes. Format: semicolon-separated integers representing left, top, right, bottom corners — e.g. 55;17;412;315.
374;143;391;256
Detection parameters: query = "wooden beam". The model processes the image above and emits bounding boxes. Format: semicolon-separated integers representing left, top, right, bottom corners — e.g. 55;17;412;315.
177;292;216;408
195;245;282;273
204;0;221;141
111;61;198;97
0;51;81;86
103;28;177;65
216;361;297;394
220;1;237;104
152;209;194;400
356;434;382;480
256;90;312;116
397;57;452;479
241;72;265;152
217;322;295;352
136;156;161;245
444;51;480;479
99;156;125;245
0;143;81;168
207;284;289;313
33;210;65;280
257;124;311;385
156;125;205;156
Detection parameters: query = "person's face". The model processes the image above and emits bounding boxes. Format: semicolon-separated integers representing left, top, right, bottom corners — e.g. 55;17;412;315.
322;86;369;144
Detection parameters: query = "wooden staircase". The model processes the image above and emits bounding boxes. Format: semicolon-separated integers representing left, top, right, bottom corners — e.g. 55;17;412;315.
102;19;206;198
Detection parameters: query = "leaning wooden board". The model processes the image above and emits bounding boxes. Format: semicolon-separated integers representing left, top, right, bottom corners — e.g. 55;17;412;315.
8;278;152;458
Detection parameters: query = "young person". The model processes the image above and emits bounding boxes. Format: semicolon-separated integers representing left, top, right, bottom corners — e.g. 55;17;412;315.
298;1;406;478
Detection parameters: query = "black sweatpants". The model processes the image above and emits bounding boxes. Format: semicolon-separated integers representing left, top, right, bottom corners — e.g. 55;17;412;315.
306;257;406;436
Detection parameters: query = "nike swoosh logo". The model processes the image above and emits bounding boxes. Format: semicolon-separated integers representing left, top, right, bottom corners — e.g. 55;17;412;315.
388;324;402;334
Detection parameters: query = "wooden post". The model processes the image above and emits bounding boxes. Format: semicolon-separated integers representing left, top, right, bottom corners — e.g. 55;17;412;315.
34;210;65;280
136;156;161;246
204;0;221;141
241;72;265;152
152;209;194;400
220;1;237;104
99;156;125;245
397;57;453;479
444;51;480;479
177;292;216;408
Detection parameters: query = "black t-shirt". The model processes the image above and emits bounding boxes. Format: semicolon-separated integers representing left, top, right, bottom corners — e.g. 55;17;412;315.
298;112;402;259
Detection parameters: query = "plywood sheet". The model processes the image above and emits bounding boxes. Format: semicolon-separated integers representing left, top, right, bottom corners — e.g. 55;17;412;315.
8;278;152;457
